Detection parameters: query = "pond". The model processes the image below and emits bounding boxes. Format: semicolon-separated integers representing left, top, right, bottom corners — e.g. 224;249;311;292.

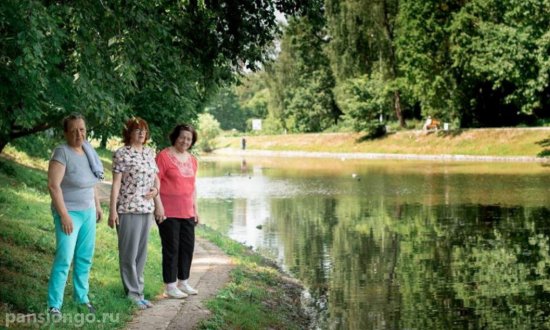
197;155;550;330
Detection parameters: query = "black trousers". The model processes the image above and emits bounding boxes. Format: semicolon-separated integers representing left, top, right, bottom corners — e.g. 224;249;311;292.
158;217;195;283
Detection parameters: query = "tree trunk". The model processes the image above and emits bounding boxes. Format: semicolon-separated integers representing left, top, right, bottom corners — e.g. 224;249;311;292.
100;135;108;149
381;0;406;128
394;90;405;127
0;140;8;154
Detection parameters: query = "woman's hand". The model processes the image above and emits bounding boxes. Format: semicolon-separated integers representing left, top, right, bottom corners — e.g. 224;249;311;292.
60;214;74;235
96;208;103;223
194;214;200;225
108;210;119;228
155;203;166;224
144;187;158;200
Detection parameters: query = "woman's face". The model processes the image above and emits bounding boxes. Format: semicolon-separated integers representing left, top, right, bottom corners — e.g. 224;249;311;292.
64;118;86;148
174;130;193;153
130;127;147;145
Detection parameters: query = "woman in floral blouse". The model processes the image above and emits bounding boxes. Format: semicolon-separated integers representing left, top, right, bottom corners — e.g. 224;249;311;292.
108;117;161;309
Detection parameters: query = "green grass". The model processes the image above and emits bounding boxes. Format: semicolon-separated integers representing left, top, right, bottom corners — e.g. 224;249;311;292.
96;148;114;182
0;151;310;329
2;143;114;182
216;128;550;158
196;226;310;330
0;156;164;329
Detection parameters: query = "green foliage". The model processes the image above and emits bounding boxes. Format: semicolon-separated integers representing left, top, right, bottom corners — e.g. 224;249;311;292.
265;16;340;133
244;0;550;131
325;0;380;82
3;0;548;153
0;0;313;151
0;157;48;192
260;113;287;134
325;0;406;127
336;74;389;136
235;72;270;121
10;129;63;160
396;0;462;122
205;87;247;132
448;0;550;126
197;113;221;152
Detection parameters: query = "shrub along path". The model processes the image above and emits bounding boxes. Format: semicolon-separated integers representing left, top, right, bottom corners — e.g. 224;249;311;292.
97;182;235;330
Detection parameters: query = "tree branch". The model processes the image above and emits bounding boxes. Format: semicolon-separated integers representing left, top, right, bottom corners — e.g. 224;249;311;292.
11;123;52;139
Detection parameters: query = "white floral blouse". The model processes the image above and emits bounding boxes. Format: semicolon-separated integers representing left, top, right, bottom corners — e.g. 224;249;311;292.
112;146;158;214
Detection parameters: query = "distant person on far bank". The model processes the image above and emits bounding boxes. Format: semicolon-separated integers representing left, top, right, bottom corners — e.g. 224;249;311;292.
155;124;200;299
108;117;159;309
423;116;433;131
47;113;103;315
423;116;440;131
241;137;246;150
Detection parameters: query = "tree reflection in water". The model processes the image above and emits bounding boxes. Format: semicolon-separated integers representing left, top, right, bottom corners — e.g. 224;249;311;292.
198;157;550;329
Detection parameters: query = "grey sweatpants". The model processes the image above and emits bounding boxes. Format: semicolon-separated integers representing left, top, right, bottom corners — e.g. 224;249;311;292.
116;213;153;301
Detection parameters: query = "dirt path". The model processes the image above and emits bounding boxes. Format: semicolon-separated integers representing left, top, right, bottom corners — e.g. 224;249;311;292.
126;238;234;330
97;182;235;330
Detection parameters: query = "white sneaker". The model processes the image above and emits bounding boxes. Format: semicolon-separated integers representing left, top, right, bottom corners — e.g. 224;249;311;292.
164;287;188;299
48;307;61;315
178;282;198;295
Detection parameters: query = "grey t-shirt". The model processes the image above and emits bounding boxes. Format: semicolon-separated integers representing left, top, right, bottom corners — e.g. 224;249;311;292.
51;144;98;211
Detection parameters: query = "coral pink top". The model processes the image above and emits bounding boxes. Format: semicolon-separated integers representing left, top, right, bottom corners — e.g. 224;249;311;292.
156;148;198;218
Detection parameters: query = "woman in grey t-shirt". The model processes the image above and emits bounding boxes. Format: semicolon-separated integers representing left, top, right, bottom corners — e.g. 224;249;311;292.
46;114;102;315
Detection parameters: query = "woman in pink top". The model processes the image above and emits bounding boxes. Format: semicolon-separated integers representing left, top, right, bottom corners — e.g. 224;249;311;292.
154;124;200;299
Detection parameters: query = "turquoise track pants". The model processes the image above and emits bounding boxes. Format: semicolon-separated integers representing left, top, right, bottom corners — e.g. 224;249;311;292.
47;208;96;309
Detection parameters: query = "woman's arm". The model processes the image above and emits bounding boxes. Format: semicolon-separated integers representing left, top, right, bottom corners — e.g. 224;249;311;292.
193;159;199;224
108;172;122;228
95;185;103;222
154;151;167;223
48;160;73;234
193;188;199;225
153;175;165;223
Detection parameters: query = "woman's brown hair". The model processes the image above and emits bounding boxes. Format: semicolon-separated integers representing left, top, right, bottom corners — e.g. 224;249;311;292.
122;117;150;145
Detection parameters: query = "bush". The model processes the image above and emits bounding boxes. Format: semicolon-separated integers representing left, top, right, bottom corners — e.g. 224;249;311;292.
197;113;221;152
10;129;63;160
361;121;387;140
335;73;390;138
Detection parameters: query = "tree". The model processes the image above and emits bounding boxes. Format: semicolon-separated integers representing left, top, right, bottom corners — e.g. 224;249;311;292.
325;0;406;129
266;15;340;133
205;87;247;132
337;73;390;137
197;113;221;152
0;0;316;153
235;71;270;121
448;0;550;126
395;0;464;123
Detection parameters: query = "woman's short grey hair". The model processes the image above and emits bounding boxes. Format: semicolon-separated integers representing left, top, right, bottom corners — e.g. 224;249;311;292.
62;113;86;132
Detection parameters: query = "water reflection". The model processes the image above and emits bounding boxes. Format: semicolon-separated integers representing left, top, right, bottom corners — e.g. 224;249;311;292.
197;156;550;329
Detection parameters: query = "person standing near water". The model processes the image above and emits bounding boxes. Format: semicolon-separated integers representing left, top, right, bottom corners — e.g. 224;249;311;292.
155;124;200;299
46;113;103;315
108;117;159;309
241;137;246;150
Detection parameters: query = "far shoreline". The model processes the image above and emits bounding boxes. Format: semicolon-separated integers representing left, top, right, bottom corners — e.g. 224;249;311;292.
210;148;550;164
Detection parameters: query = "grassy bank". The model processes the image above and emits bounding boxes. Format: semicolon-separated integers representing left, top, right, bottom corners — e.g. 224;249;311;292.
217;128;550;157
0;150;163;329
196;226;310;329
0;147;308;329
